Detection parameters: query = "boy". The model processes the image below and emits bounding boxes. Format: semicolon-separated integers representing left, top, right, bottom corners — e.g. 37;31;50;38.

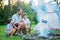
5;18;16;37
22;14;31;35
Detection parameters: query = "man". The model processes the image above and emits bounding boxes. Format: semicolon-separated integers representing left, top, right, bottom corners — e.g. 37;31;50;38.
12;8;24;35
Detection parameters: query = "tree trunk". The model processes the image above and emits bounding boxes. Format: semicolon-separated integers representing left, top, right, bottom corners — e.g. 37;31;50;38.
1;0;4;10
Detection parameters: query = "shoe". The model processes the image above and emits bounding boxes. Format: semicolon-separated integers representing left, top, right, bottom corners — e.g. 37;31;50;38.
10;36;14;37
15;33;18;36
18;32;23;36
26;34;31;36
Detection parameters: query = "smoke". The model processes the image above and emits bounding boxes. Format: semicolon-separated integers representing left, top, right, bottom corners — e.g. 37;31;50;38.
31;0;46;22
30;0;60;37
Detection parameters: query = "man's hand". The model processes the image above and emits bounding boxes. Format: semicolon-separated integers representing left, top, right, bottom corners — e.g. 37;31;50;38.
11;21;17;28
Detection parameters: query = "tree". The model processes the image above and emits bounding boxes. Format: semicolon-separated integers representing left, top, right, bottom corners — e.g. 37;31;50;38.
16;0;37;24
1;0;5;9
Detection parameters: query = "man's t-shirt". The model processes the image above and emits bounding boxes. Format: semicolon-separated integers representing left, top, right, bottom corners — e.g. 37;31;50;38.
12;13;22;24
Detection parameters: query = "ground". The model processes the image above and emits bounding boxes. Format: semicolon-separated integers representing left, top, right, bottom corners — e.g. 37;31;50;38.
0;24;36;40
0;24;60;40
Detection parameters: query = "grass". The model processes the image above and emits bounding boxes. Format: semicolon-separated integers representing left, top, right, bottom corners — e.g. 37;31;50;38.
0;24;60;40
0;24;36;40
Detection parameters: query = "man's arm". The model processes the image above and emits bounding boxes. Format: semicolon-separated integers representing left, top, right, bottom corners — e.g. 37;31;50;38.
12;15;17;28
10;21;16;28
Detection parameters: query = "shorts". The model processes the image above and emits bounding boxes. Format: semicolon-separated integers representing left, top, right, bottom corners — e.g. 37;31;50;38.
15;22;23;27
15;23;18;27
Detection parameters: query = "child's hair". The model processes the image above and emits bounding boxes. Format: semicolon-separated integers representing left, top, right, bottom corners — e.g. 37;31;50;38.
7;18;12;24
22;13;27;18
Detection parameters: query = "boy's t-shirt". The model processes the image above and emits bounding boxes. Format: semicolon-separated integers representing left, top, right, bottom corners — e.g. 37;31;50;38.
22;18;31;28
6;24;13;32
22;18;30;25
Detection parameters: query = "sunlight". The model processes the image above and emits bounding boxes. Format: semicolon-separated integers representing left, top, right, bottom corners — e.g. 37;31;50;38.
24;0;30;4
20;0;30;4
3;0;52;5
4;0;8;5
44;0;50;3
20;0;24;2
32;0;39;6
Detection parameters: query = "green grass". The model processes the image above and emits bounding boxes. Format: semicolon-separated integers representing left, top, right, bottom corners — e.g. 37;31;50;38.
0;24;36;40
0;24;60;40
0;25;22;40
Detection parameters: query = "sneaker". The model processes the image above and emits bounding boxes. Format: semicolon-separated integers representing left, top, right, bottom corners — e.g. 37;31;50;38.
10;36;14;37
18;33;21;36
15;33;18;36
26;34;31;36
18;31;23;36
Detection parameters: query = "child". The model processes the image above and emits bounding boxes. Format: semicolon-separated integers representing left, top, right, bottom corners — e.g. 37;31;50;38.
5;18;16;37
22;14;30;35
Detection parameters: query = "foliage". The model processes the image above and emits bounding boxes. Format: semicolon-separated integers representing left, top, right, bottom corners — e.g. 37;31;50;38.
17;1;37;24
0;5;11;25
0;1;37;25
0;8;4;25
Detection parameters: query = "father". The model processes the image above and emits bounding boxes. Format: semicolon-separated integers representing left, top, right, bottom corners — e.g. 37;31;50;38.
12;8;24;34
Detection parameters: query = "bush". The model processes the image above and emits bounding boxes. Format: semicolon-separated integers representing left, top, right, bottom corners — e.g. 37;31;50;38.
0;1;37;25
0;5;10;25
0;8;4;25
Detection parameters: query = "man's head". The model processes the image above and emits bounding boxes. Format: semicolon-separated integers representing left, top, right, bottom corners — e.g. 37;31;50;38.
17;8;23;15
